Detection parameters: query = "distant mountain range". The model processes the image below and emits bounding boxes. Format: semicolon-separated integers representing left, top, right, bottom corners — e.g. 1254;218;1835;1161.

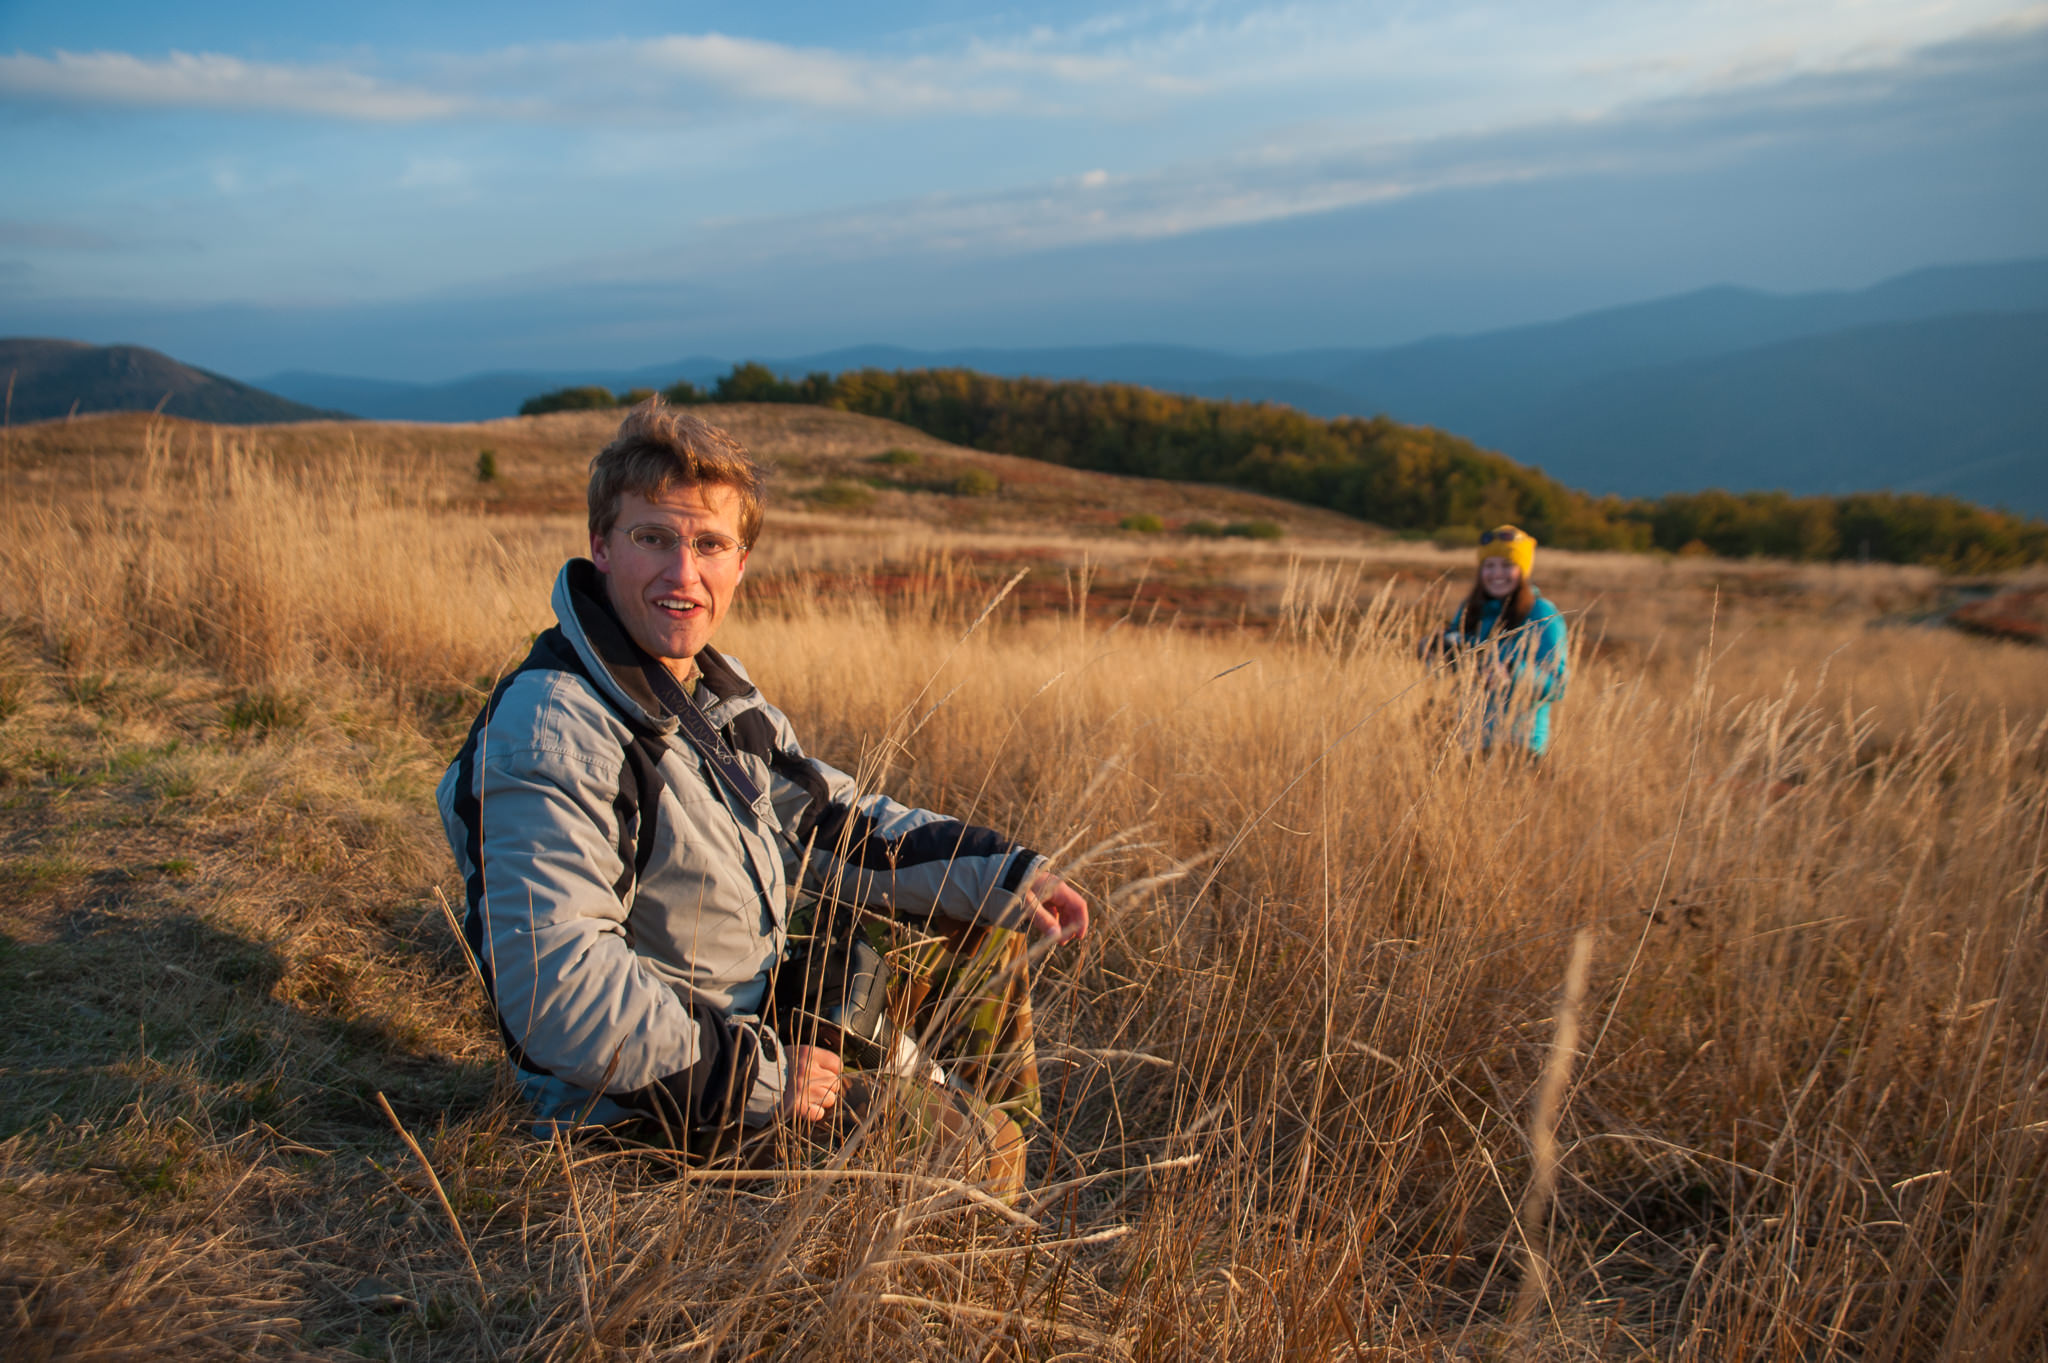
248;258;2048;515
0;338;342;426
7;259;2043;515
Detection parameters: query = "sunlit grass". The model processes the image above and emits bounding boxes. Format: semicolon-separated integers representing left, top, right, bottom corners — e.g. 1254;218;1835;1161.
1;419;2043;1358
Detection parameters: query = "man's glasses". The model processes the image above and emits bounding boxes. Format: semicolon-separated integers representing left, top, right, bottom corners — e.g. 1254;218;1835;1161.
1479;528;1524;545
621;524;745;560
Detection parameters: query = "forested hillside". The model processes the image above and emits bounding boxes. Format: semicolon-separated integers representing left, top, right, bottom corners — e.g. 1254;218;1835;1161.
821;367;1646;547
595;364;2048;569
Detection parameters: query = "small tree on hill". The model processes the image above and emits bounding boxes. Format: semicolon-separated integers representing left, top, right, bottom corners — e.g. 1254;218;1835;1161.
714;363;795;403
519;386;617;416
710;363;841;405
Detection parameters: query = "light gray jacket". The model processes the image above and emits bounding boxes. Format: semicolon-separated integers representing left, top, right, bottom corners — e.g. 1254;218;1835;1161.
437;560;1042;1141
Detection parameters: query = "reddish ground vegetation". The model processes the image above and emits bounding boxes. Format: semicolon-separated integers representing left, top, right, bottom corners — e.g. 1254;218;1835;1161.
1950;585;2048;644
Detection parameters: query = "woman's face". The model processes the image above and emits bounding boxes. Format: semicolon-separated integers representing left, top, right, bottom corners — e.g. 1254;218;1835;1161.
1479;556;1522;599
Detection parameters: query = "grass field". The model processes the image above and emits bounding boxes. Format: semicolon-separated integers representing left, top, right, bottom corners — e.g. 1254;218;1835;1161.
2;411;2045;1359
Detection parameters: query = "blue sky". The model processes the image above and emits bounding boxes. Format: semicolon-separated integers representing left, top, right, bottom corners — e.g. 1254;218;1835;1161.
3;1;2044;380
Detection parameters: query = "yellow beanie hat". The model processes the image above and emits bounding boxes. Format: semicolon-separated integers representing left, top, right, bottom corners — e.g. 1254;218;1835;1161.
1478;524;1536;578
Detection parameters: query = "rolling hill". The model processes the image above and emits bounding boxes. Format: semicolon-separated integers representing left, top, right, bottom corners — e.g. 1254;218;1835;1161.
0;339;343;425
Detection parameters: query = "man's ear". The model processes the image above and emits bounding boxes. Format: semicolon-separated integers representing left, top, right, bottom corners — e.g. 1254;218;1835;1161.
591;532;612;573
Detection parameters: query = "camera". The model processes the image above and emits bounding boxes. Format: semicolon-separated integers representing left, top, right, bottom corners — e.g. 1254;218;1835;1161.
773;927;895;1069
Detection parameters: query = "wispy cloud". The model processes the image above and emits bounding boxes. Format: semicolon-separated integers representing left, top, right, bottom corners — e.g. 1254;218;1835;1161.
644;21;2048;268
639;34;976;112
0;24;1176;125
673;144;1555;268
446;29;1184;121
2;3;2037;128
4;0;2039;335
439;34;1010;118
0;49;468;121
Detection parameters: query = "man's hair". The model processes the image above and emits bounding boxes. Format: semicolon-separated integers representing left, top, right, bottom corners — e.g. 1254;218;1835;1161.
587;401;766;546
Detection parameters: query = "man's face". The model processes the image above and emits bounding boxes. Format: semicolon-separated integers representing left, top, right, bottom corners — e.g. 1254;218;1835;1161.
591;483;751;666
1479;555;1522;599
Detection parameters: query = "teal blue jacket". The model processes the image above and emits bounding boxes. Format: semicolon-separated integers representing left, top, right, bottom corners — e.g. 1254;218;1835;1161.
1450;590;1569;755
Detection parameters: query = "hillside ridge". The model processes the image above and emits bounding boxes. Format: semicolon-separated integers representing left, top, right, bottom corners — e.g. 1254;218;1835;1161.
0;338;344;426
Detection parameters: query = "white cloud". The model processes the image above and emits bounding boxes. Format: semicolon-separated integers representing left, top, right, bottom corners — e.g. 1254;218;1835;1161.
743;152;1545;262
0;49;467;121
3;3;2037;130
635;33;1001;113
450;28;1175;120
638;21;2048;269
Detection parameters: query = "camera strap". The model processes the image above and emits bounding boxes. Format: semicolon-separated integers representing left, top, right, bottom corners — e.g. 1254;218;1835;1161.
640;661;766;813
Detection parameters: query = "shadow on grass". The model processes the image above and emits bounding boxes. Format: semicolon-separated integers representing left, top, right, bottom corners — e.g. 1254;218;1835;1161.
0;907;495;1150
0;899;538;1361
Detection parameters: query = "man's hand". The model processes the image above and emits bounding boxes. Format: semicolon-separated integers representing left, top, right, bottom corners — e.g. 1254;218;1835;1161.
780;1044;843;1122
1023;872;1089;944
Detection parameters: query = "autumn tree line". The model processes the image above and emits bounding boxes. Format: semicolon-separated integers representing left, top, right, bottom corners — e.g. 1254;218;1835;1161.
521;364;2048;570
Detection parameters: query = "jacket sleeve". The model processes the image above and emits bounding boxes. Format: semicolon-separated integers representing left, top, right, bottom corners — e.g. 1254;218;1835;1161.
753;702;1041;929
1512;601;1569;703
438;673;775;1135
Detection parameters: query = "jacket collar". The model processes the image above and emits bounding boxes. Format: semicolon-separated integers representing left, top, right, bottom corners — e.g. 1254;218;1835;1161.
550;559;756;729
694;643;753;703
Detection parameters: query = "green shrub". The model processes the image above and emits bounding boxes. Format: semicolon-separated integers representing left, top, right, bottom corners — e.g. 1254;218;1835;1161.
873;448;921;466
1225;519;1284;540
661;379;707;404
223;687;307;736
518;385;616;416
1183;519;1225;538
952;469;1001;497
810;480;876;510
1431;524;1481;549
1120;512;1165;533
618;387;656;406
475;449;498;482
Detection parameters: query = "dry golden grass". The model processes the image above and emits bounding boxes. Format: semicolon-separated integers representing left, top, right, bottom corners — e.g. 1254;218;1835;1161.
5;406;1369;540
2;418;2045;1359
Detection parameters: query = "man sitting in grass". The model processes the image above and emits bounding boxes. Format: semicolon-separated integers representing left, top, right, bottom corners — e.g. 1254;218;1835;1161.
436;401;1086;1198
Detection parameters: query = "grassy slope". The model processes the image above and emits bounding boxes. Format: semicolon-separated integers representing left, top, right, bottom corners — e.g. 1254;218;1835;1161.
2;413;2045;1359
3;407;1374;540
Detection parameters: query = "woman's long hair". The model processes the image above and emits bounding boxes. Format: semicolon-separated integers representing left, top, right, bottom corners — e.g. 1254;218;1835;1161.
1460;569;1535;638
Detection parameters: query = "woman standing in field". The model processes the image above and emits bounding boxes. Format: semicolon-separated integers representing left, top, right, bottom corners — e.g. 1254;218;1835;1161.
1423;525;1569;758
